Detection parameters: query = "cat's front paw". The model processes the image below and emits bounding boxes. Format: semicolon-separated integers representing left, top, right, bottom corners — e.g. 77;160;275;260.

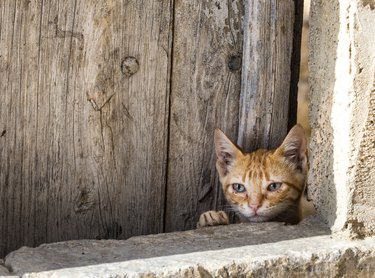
196;210;229;228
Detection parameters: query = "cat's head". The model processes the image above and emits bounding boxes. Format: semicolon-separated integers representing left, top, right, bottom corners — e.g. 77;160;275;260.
214;125;307;222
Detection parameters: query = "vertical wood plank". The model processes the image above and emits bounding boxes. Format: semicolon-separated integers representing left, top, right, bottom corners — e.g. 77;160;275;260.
238;0;302;150
165;0;244;231
0;0;172;257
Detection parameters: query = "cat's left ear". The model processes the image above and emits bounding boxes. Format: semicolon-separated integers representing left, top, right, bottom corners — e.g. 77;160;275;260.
276;124;307;172
214;129;243;177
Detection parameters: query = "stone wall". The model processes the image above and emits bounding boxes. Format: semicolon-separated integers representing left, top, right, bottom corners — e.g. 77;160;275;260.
309;0;375;237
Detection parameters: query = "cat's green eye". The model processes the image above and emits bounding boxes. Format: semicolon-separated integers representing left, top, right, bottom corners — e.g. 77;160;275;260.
267;182;281;192
232;183;246;193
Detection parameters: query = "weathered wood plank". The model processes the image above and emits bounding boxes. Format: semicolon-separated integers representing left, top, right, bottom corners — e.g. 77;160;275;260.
165;0;244;231
0;0;172;257
238;0;301;150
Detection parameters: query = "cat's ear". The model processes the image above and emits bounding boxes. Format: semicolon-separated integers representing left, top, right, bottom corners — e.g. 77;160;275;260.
276;124;307;172
214;129;242;177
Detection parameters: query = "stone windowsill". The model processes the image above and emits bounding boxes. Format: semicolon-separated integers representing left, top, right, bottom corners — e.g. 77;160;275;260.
1;218;375;277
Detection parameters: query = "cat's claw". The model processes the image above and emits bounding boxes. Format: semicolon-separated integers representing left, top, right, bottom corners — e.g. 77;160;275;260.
196;210;229;228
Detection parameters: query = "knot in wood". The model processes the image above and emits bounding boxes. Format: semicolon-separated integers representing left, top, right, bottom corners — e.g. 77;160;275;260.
121;56;139;77
227;55;242;71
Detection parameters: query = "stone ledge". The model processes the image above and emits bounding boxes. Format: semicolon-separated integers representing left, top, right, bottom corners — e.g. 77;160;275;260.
3;219;375;277
0;259;13;277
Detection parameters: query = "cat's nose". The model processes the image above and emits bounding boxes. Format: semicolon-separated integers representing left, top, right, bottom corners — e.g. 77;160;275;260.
250;204;260;212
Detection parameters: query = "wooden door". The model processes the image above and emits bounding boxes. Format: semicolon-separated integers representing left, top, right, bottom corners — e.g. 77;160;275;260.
0;0;302;257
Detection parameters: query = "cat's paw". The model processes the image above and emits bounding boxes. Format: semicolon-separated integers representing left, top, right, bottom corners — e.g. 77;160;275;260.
196;210;229;228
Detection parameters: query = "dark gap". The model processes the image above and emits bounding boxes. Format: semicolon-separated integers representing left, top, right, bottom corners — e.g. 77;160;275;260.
162;0;176;233
288;0;304;130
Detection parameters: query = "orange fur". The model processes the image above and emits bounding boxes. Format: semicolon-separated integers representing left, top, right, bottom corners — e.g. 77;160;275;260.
197;125;310;228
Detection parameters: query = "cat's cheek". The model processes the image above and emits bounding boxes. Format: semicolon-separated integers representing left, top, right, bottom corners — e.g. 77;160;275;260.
228;193;247;205
264;202;291;218
255;204;282;220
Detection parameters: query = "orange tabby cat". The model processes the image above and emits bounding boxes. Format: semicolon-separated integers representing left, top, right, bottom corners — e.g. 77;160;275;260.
197;125;313;227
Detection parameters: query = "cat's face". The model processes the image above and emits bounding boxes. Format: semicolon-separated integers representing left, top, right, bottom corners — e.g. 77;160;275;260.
214;125;307;222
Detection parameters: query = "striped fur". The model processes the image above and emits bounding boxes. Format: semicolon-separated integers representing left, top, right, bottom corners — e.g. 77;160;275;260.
197;125;310;228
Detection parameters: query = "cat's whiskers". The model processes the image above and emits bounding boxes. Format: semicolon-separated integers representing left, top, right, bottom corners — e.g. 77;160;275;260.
216;205;238;213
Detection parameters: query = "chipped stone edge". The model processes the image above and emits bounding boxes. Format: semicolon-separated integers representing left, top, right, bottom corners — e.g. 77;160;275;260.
17;235;375;278
0;259;13;277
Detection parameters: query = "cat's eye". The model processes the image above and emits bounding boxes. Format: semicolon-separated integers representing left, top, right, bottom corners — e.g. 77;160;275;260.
232;183;246;193
267;182;282;192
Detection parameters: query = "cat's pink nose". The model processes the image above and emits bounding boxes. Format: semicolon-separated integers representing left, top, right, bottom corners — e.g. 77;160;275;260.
250;204;260;212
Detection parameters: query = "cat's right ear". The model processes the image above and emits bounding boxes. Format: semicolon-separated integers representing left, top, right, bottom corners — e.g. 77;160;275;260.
214;129;242;177
275;124;307;173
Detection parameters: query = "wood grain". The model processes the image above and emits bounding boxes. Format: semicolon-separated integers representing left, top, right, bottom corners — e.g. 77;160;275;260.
165;0;244;232
0;0;302;257
238;0;299;151
0;0;172;257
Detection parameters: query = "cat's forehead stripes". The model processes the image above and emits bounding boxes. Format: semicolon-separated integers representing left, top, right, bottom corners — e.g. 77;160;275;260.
243;150;272;184
241;171;247;183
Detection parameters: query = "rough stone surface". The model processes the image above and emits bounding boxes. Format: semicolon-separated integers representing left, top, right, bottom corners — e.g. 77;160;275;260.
3;220;375;277
309;0;375;237
5;220;329;276
349;3;375;237
0;259;11;276
21;239;375;278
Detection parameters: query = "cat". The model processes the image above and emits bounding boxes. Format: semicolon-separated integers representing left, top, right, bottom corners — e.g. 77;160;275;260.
197;124;314;228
